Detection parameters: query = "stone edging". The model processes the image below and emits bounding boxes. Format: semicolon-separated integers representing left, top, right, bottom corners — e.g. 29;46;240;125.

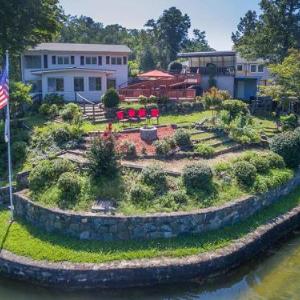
12;170;300;241
0;204;300;289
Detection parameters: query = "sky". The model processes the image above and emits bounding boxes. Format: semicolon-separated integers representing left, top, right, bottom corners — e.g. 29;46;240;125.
59;0;261;50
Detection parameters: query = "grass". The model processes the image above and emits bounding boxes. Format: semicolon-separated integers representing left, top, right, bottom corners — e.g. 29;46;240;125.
1;185;300;264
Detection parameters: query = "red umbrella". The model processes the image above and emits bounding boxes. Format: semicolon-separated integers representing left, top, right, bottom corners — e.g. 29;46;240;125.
138;70;175;79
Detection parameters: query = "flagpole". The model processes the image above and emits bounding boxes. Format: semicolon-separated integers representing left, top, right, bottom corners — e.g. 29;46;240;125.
5;50;14;220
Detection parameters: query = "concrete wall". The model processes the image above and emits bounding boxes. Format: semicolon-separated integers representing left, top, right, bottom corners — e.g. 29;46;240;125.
12;170;300;241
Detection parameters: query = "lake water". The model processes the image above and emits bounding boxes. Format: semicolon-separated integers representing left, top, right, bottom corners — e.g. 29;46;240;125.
0;233;300;300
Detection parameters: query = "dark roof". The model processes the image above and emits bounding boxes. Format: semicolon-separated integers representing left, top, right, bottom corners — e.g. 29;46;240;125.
178;51;236;58
28;43;131;53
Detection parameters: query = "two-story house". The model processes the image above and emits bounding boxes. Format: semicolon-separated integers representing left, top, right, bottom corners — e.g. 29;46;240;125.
178;50;271;100
21;43;131;102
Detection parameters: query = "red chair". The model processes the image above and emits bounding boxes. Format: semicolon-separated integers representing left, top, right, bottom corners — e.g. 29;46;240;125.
150;108;160;124
128;108;138;124
137;108;147;122
116;110;128;126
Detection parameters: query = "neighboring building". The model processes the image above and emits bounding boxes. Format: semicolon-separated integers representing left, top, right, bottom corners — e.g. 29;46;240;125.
21;43;131;102
178;50;271;100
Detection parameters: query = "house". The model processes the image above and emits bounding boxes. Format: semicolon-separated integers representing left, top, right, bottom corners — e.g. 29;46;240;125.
177;50;271;100
21;43;131;102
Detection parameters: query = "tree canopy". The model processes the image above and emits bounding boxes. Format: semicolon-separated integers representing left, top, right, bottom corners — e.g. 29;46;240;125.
0;0;63;57
232;0;300;62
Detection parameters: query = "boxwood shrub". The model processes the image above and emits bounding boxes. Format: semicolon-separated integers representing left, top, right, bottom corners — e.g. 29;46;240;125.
129;183;154;205
232;161;257;187
174;129;192;149
57;172;82;202
182;163;213;191
140;165;167;188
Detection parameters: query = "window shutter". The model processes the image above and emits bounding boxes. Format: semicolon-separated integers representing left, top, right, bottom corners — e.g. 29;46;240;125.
71;56;75;64
80;56;85;65
52;56;56;65
98;56;102;65
106;56;110;64
43;55;48;68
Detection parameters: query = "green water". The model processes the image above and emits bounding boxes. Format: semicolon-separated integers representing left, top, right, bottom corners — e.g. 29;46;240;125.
0;233;300;300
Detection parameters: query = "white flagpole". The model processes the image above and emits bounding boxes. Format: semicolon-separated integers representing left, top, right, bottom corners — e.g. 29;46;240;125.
5;50;14;220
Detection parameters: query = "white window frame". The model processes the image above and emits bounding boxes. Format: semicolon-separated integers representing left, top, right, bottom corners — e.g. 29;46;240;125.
85;56;97;65
237;64;243;72
257;64;264;73
57;56;70;65
250;64;258;73
74;77;85;92
89;77;102;91
48;77;64;92
111;56;123;65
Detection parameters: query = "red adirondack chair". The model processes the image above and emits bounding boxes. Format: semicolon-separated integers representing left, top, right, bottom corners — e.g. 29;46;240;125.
128;108;138;124
116;110;128;126
137;108;147;122
150;108;160;124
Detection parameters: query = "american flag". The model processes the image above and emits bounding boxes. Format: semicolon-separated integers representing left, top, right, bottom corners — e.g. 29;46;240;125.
0;66;9;110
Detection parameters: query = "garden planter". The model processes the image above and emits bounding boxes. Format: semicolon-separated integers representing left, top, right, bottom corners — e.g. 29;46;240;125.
140;126;158;142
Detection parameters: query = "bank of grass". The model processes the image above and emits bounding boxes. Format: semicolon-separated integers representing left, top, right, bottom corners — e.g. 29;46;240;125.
1;185;300;264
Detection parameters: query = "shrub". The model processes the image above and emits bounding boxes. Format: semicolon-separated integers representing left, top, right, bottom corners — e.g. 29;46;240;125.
39;103;51;116
248;156;270;174
57;172;82;201
270;130;300;168
12;141;27;163
157;96;169;105
61;103;82;122
167;190;188;205
195;144;215;158
102;88;120;108
182;163;213;191
222;100;249;120
267;152;285;169
168;61;183;73
140;165;167;188
174;129;192;148
149;95;157;103
154;138;175;156
129;183;154;205
232;161;257;187
280;114;298;131
118;141;137;158
48;104;59;119
44;93;64;106
138;95;148;105
87;135;118;179
29;159;75;193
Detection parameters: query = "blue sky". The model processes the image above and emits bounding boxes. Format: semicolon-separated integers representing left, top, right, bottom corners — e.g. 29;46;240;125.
59;0;260;50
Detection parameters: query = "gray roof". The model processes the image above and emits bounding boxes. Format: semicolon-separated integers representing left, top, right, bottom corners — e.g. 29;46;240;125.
178;51;236;58
28;43;131;53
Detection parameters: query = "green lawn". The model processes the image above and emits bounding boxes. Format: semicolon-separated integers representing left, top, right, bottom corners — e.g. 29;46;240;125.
1;185;300;264
81;110;212;132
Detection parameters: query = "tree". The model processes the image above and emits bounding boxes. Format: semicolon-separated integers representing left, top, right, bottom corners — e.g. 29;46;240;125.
9;81;32;117
0;0;63;57
259;49;300;111
232;0;300;62
183;29;214;52
145;7;191;67
139;46;156;71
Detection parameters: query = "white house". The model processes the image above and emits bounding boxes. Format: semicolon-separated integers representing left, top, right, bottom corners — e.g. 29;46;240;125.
178;50;272;100
21;43;131;102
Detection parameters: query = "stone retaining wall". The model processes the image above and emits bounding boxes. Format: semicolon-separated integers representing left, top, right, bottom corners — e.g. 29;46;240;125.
13;170;300;241
0;204;300;289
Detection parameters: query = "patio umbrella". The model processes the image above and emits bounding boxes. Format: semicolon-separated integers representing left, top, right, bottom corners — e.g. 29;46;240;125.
138;70;175;79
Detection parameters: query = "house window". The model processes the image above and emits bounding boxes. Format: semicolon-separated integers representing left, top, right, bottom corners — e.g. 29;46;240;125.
52;56;56;64
71;56;75;64
237;64;243;71
80;56;85;65
85;56;97;65
123;56;127;65
26;80;42;93
250;64;257;73
111;57;122;65
24;55;41;69
74;77;84;92
89;77;102;91
106;56;110;64
48;78;64;92
57;56;70;65
43;55;48;68
258;64;264;73
98;56;102;65
107;79;116;89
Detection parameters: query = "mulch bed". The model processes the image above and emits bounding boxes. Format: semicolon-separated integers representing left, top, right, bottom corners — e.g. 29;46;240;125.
115;126;175;155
